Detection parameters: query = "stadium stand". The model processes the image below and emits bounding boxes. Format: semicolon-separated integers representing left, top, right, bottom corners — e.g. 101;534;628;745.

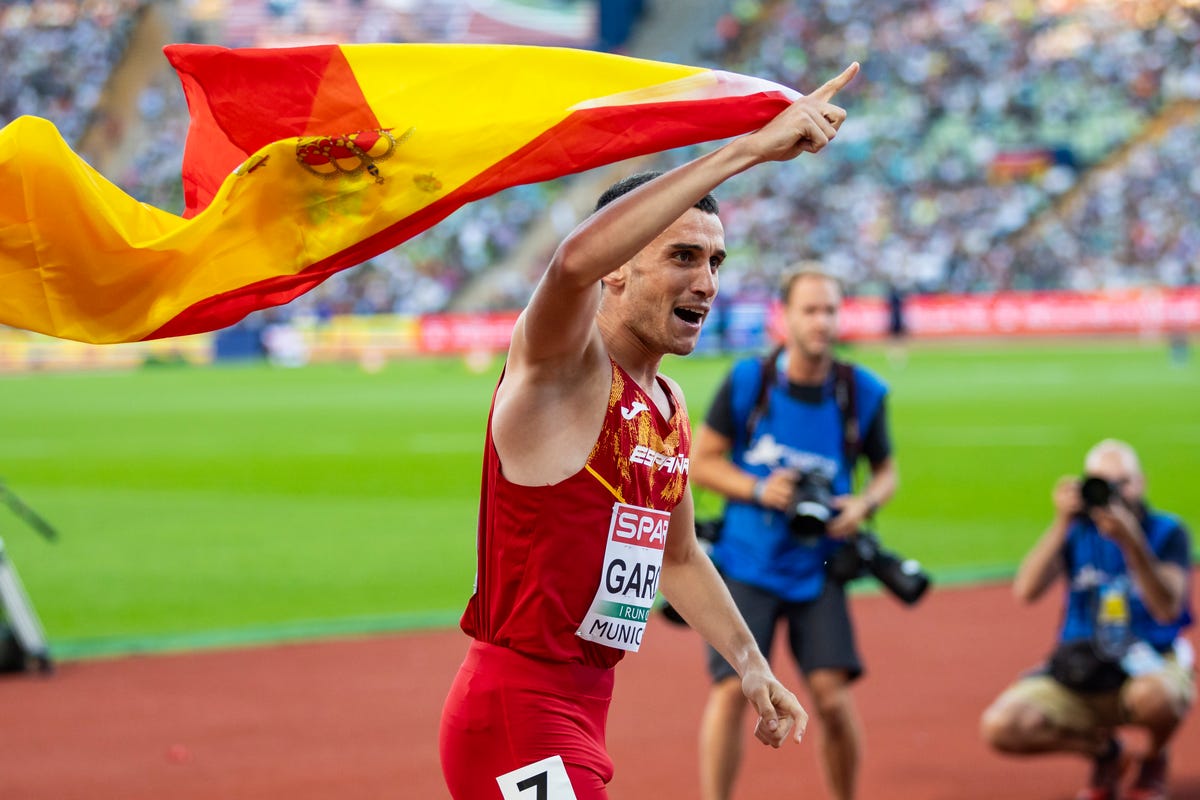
0;0;147;145
657;0;1200;297
1007;103;1200;290
452;0;1200;309
674;0;1200;296
1;0;1197;333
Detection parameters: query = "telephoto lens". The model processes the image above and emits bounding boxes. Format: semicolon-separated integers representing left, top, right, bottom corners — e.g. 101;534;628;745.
866;547;931;606
856;533;931;606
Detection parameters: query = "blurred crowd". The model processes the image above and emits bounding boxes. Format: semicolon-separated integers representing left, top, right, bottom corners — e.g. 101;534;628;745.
0;0;146;144
1;0;1197;322
686;0;1200;298
1007;118;1200;290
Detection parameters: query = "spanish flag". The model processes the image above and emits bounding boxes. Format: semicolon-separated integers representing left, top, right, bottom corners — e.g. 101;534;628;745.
0;43;797;344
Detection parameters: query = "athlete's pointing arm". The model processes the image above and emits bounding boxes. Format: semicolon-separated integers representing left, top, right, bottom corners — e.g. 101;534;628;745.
493;62;858;483
506;62;860;377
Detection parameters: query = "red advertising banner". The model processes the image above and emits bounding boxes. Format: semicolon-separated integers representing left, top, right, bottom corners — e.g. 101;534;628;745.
776;287;1200;342
5;287;1195;371
417;288;1200;356
417;311;520;354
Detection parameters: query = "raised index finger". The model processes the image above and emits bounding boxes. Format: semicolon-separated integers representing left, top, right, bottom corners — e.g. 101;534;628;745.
811;61;860;102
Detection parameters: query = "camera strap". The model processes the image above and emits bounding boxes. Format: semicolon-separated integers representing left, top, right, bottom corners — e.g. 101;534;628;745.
745;346;860;489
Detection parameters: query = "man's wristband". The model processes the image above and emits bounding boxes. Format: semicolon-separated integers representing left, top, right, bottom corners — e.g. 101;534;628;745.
751;479;767;505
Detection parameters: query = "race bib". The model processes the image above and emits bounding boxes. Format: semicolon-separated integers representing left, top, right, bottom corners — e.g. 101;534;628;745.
576;502;670;652
496;755;578;800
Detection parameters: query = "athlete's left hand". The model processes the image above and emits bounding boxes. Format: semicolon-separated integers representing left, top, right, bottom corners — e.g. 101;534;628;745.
744;671;808;747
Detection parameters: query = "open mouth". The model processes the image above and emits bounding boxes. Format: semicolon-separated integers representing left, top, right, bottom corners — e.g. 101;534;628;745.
674;307;706;325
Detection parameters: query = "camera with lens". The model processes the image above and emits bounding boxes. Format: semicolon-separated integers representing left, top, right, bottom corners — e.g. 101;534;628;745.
826;531;931;606
785;472;836;540
1079;475;1119;510
784;472;931;606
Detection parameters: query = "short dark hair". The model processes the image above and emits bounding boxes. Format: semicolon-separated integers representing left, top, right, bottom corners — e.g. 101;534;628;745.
594;170;719;215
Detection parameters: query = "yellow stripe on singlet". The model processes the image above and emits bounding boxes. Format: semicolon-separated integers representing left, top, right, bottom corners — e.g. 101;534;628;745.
585;465;625;503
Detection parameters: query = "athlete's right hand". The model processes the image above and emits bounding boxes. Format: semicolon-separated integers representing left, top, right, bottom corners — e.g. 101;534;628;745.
744;670;809;747
742;61;859;163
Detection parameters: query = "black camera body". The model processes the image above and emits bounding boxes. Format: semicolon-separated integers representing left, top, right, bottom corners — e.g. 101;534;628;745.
826;531;931;606
783;472;931;606
1079;475;1118;509
785;472;836;540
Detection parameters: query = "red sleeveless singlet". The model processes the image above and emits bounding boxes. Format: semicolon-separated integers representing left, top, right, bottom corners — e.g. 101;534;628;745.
459;359;692;669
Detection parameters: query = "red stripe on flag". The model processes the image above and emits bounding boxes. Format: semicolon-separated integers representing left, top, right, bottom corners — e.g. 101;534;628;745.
168;44;381;215
145;91;790;340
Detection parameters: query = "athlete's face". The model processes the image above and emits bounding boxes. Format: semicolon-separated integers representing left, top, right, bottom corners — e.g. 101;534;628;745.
615;208;724;356
783;274;841;361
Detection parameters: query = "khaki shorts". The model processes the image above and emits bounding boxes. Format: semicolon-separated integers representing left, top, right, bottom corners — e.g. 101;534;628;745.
998;655;1196;733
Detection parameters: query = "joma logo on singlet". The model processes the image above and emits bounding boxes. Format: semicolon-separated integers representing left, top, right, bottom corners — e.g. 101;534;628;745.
629;445;689;475
620;401;649;420
611;505;670;550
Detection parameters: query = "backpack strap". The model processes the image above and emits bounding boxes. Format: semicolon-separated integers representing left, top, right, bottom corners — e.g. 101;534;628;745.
744;344;783;442
833;360;860;471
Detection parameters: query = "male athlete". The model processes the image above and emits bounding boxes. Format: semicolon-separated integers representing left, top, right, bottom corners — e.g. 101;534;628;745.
440;62;860;800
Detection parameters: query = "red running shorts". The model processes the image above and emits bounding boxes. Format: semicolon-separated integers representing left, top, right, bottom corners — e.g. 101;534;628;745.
439;640;616;799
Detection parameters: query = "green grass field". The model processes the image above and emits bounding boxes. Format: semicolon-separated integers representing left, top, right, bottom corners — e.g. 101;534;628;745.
1;338;1196;658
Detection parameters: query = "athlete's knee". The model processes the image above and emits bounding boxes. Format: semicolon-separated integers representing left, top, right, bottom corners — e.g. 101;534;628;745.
818;696;858;742
980;698;1045;753
806;671;855;729
1123;675;1189;728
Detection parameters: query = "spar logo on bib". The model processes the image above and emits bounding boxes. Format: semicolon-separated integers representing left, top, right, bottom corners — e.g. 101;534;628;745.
611;505;669;550
577;502;671;652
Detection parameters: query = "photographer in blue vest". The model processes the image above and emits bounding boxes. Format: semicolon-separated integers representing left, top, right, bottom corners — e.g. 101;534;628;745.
980;439;1194;800
691;264;900;800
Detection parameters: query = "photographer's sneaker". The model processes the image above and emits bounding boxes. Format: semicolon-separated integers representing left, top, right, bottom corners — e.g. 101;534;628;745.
1125;753;1168;800
1076;738;1131;800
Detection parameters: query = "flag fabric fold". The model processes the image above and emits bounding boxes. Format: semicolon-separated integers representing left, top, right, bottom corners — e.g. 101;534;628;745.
0;43;797;344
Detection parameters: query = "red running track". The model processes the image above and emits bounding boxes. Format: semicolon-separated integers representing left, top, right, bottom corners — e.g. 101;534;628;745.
1;579;1197;799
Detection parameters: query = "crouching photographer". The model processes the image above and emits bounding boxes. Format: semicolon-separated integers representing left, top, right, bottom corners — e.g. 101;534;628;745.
687;266;907;800
980;440;1194;800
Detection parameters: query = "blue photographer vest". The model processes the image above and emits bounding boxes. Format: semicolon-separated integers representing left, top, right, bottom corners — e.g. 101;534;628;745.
710;354;887;602
1059;510;1193;651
